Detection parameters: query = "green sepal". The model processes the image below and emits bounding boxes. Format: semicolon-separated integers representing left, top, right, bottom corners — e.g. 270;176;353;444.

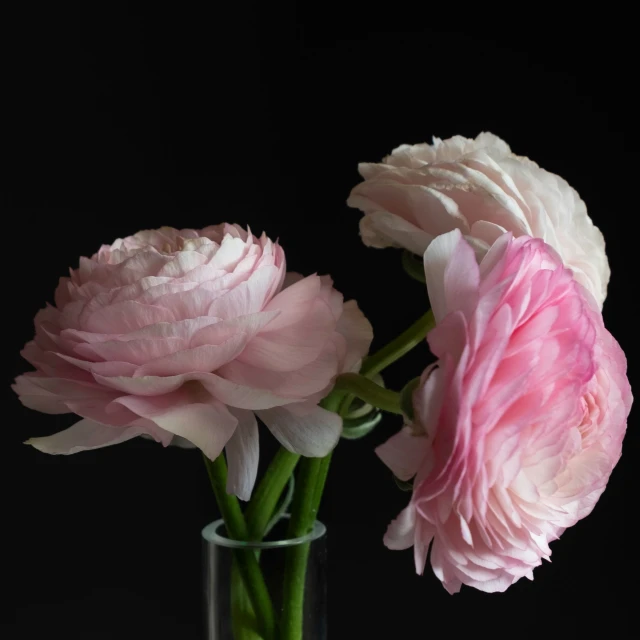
341;411;383;440
393;475;414;492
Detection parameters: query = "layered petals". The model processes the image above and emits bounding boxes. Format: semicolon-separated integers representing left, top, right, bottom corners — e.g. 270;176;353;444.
378;230;631;593
348;132;609;307
14;225;373;499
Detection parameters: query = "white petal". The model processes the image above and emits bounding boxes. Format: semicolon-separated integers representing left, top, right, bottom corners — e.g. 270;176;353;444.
257;402;341;457
443;232;480;319
26;418;147;454
423;229;463;322
359;210;433;254
469;220;507;246
225;409;259;501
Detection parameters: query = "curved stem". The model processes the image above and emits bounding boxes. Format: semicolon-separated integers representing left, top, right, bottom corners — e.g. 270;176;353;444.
338;309;434;417
402;249;426;283
203;454;276;640
333;373;402;415
245;448;300;540
361;309;434;379
279;392;341;640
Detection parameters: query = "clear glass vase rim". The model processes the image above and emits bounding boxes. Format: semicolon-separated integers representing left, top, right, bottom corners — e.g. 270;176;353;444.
201;514;326;549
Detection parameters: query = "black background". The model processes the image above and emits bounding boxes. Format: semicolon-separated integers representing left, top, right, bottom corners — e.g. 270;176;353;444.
4;5;638;639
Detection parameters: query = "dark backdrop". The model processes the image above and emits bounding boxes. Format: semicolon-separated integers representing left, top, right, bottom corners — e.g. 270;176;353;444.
4;5;638;639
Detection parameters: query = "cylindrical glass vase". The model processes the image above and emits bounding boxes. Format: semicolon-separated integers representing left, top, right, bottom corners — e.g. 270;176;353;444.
202;516;327;640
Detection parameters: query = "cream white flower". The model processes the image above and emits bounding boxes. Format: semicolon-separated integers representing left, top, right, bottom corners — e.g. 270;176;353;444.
347;132;609;307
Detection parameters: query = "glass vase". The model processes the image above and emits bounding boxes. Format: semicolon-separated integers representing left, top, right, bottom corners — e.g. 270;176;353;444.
202;515;327;640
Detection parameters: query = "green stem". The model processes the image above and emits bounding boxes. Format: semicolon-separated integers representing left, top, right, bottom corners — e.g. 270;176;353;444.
233;451;298;640
278;393;342;639
245;448;300;540
309;452;332;518
361;309;434;379
402;249;426;283
338;309;435;416
333;373;402;414
280;456;325;640
203;454;276;640
231;560;261;640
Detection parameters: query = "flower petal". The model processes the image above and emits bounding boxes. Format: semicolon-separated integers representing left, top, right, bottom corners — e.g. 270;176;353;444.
133;334;251;377
83;301;176;333
13;375;72;414
25;418;149;454
261;275;322;331
207;265;281;319
225;409;259;501
239;298;335;372
335;300;373;372
218;340;340;399
384;504;418;550
423;228;463;322
376;427;427;481
359;210;433;254
114;390;238;461
257;402;341;457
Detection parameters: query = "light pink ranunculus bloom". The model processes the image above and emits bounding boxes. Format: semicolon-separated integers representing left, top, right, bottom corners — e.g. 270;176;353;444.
347;132;609;308
377;229;631;593
14;225;372;500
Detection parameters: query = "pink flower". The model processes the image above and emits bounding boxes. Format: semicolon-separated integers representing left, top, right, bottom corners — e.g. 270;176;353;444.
377;229;631;593
347;132;609;307
14;225;372;500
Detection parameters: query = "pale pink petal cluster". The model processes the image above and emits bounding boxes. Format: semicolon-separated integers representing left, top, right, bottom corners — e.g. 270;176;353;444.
377;229;631;593
14;225;372;500
347;132;609;307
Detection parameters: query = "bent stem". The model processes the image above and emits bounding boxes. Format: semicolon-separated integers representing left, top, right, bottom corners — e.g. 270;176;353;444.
339;309;435;415
333;373;402;415
361;309;434;379
233;310;435;638
279;394;341;640
246;448;300;540
203;454;276;640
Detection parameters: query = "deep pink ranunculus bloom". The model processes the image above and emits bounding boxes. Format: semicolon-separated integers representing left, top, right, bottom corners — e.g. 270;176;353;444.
377;229;631;593
14;225;372;500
